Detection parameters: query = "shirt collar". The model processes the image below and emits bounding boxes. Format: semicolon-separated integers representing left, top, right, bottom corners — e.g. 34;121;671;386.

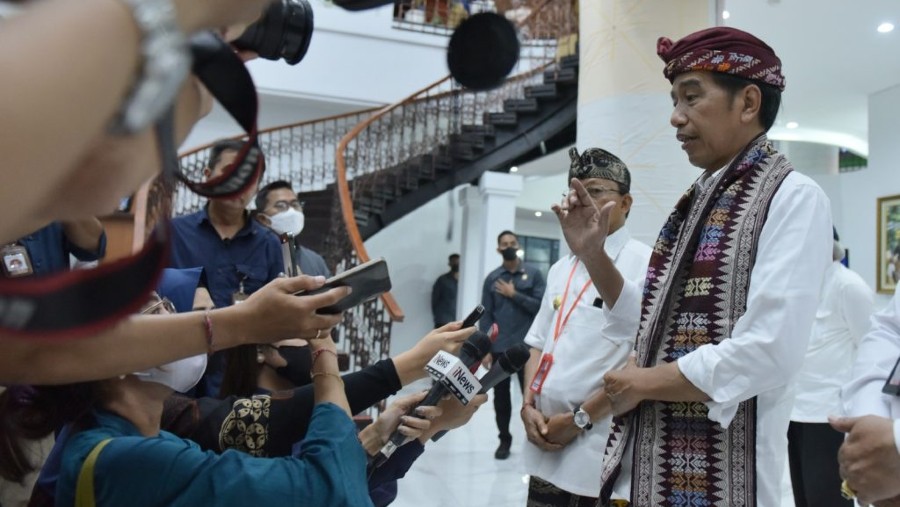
197;205;256;237
603;226;630;260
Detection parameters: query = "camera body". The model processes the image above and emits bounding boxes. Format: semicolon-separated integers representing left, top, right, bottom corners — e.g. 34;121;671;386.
233;0;314;65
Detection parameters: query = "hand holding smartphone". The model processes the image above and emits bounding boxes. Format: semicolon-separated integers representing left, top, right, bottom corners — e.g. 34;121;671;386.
461;304;484;328
296;258;392;314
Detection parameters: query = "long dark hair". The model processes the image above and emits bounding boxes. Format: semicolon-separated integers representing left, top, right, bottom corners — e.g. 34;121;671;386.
218;344;262;398
0;383;106;483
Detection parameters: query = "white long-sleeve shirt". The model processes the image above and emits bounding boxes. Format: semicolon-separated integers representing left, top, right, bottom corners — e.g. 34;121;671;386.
611;171;833;507
791;261;875;422
522;227;651;497
843;284;900;456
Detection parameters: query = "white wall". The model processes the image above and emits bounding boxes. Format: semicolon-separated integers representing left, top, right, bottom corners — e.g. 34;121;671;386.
364;190;464;354
247;1;451;105
839;83;900;309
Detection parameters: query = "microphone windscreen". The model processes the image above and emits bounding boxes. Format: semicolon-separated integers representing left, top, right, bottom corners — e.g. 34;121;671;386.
459;331;492;366
497;343;530;373
447;12;519;91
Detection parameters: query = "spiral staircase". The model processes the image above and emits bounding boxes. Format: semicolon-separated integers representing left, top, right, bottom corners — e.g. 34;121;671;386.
141;0;579;373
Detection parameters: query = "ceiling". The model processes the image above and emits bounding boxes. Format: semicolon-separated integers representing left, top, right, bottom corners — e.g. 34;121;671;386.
514;0;899;180
724;0;900;155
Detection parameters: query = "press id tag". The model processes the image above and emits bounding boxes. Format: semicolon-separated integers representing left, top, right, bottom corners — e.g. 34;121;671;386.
882;355;900;396
529;353;554;394
1;245;33;278
232;279;248;305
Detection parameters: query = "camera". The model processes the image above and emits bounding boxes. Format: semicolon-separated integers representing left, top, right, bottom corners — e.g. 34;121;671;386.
233;0;314;65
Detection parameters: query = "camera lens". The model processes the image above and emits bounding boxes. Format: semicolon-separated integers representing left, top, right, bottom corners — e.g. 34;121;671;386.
234;0;314;66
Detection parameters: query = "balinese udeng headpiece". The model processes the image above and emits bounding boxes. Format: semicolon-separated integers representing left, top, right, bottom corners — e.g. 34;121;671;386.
568;147;631;194
657;26;786;91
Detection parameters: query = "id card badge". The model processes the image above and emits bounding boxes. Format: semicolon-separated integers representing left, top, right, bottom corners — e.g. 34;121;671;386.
1;244;33;277
882;355;900;396
529;353;554;394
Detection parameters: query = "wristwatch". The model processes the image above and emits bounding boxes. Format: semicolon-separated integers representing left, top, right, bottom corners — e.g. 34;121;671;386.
573;406;593;430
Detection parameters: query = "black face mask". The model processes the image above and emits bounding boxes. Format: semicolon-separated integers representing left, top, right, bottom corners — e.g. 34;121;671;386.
274;345;312;387
500;247;518;261
450;264;459;273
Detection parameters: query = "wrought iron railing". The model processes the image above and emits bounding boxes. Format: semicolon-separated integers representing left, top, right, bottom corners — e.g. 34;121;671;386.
138;0;576;378
332;0;578;317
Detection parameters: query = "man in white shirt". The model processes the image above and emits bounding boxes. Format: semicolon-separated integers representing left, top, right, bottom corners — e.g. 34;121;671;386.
555;27;832;507
522;147;651;506
788;229;874;507
834;285;900;506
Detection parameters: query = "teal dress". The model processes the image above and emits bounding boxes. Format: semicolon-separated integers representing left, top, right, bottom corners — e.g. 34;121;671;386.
55;403;373;507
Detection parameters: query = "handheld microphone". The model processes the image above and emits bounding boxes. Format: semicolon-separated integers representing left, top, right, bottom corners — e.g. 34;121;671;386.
373;332;491;466
429;343;530;442
476;343;530;394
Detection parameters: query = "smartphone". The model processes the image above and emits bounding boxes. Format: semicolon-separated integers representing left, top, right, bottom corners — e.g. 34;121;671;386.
296;258;392;314
461;304;485;328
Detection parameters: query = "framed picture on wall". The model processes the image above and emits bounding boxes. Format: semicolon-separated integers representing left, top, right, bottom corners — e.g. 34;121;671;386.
877;194;900;294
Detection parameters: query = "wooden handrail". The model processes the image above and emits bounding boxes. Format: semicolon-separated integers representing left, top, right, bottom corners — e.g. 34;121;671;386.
334;0;572;322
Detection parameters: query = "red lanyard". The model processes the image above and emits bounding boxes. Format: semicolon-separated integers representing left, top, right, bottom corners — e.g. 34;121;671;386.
551;259;592;348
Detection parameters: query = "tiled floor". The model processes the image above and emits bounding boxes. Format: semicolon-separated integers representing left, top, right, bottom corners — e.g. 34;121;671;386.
389;382;800;507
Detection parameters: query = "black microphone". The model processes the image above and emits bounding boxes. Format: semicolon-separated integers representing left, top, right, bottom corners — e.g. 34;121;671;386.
430;343;530;442
476;343;530;394
373;332;492;466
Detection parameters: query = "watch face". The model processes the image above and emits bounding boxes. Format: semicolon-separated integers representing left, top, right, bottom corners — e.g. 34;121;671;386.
574;410;590;428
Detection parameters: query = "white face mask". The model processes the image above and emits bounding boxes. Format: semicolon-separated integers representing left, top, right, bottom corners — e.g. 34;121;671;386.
133;353;208;393
268;208;305;236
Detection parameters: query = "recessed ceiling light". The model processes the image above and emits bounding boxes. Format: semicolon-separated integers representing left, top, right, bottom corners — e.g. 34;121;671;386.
510;166;519;173
786;121;799;129
534;211;543;217
722;10;730;20
878;22;895;33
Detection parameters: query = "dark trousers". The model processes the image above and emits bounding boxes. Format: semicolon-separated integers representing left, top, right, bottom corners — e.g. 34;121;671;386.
787;421;852;507
494;368;525;442
527;476;598;507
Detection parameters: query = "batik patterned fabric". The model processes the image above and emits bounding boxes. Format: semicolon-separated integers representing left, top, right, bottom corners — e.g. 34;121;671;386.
598;135;793;507
657;27;786;91
528;476;599;507
218;395;272;457
568;146;631;193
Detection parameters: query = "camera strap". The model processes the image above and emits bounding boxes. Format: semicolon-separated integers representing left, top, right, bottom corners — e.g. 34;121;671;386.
0;225;168;338
174;32;265;198
0;35;265;338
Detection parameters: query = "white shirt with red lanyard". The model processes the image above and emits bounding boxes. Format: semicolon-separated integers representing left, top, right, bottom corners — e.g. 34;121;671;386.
522;226;651;497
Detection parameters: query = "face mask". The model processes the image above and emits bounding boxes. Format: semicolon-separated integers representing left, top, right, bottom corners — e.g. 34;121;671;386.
274;345;313;386
500;247;519;261
450;264;459;273
133;353;208;393
268;208;305;236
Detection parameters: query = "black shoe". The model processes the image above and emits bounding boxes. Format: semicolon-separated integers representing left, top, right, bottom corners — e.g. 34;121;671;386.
494;440;511;460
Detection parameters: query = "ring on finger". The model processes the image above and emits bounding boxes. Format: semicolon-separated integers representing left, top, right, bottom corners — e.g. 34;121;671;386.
840;480;856;500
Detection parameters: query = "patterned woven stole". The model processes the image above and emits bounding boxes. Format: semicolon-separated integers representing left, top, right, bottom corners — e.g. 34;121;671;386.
598;135;793;507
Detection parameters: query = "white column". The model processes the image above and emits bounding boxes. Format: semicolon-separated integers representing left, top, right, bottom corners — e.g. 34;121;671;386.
577;0;710;246
457;172;524;320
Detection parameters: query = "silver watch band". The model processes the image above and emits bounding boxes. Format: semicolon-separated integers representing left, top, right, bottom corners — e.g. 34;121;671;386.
110;0;191;134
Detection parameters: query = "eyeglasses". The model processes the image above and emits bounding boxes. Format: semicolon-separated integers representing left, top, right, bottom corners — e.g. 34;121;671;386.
269;199;303;213
580;186;623;198
141;297;176;315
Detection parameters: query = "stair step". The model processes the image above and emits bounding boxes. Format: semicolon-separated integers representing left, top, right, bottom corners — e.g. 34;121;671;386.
449;144;477;161
504;98;540;113
353;209;369;227
484;111;518;127
559;54;579;69
450;133;487;150
461;124;496;137
525;83;559;99
544;67;578;85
